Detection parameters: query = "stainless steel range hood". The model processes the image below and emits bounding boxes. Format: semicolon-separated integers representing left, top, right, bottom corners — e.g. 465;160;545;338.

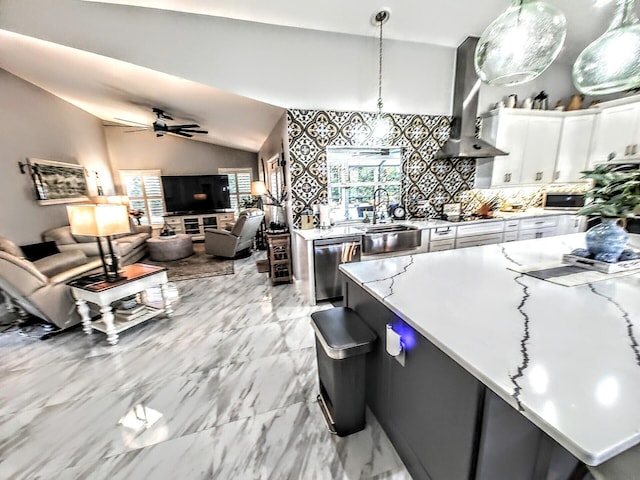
435;36;507;159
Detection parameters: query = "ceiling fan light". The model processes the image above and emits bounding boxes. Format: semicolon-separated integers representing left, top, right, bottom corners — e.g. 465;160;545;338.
573;0;640;95
475;0;567;86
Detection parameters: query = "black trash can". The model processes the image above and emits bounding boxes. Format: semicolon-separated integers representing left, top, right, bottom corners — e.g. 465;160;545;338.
311;307;376;437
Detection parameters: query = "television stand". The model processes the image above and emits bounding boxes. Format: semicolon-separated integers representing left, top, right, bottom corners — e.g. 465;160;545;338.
163;213;235;240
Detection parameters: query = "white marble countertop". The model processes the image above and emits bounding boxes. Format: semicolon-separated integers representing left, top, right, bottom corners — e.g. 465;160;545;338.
340;234;640;466
292;209;573;240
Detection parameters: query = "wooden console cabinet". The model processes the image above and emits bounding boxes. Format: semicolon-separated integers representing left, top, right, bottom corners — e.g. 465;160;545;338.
266;232;292;285
164;213;235;241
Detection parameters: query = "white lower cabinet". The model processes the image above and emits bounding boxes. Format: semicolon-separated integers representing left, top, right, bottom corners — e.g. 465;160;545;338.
518;216;559;240
455;233;504;249
503;231;519;242
556;215;587;234
429;226;456;252
503;219;520;242
518;227;557;240
430;239;456;252
455;221;505;249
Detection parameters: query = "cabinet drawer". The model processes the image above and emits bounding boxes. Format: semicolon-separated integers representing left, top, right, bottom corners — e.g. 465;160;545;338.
503;231;519;242
429;239;455;252
217;214;235;222
520;216;558;230
503;220;520;232
456;222;504;238
518;226;557;240
455;233;504;249
164;218;182;226
430;226;456;240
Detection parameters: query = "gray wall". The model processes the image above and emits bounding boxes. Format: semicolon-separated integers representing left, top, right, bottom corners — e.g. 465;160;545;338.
0;69;114;245
105;128;259;192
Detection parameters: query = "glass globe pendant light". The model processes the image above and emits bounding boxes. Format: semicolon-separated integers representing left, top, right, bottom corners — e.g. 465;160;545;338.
475;0;567;86
573;0;640;95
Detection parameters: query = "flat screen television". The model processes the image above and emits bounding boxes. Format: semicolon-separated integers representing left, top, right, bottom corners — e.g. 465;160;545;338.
161;175;231;214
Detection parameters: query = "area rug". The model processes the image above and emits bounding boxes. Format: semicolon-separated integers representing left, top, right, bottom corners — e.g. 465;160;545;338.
144;243;234;281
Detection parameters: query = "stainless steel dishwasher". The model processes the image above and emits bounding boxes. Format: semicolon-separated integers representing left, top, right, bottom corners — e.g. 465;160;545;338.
313;236;361;302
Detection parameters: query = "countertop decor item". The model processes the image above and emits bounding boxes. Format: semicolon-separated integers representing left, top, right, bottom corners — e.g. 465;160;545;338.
566;94;584;111
573;0;640;95
475;0;567;86
577;164;640;261
533;90;549;109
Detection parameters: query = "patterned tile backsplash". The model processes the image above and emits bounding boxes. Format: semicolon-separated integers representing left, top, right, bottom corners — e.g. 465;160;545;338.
286;108;589;226
287;109;478;226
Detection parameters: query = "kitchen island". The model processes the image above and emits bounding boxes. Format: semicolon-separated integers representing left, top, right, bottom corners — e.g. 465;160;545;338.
339;233;640;480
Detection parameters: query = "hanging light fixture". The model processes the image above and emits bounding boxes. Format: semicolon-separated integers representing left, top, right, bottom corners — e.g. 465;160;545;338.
372;10;392;141
474;0;567;86
573;0;640;95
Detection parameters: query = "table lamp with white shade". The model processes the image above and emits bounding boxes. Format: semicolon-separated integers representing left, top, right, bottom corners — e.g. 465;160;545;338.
67;204;131;282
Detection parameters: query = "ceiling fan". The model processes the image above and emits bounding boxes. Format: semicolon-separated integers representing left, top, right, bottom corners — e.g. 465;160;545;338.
107;108;208;138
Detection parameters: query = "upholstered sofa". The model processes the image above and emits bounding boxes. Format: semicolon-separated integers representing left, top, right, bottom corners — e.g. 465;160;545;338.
43;224;152;266
0;236;102;330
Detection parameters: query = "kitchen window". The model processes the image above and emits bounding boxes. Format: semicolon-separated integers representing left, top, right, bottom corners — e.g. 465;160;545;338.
219;168;253;215
119;170;165;226
326;147;402;222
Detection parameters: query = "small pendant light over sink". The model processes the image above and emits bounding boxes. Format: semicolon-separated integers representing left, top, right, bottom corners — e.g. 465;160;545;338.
474;0;567;86
573;0;640;95
372;9;393;141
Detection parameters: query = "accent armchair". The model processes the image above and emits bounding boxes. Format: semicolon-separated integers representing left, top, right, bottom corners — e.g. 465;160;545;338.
204;209;265;258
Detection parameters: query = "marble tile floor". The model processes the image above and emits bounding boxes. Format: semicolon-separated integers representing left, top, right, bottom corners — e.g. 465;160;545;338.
0;252;411;480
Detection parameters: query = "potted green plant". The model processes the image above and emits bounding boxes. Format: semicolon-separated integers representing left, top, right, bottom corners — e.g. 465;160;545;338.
576;164;640;262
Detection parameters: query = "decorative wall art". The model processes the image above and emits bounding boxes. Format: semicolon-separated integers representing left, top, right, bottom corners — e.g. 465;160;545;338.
287;109;479;227
27;158;90;205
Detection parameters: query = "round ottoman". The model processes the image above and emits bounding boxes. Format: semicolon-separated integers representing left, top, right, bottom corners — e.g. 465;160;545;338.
147;234;194;261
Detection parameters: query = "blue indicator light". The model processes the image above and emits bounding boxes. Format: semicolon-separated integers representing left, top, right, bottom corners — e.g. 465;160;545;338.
393;321;416;350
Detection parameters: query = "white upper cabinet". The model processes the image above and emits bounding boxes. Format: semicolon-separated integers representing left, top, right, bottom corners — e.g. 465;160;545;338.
520;117;563;185
480;95;640;187
481;110;562;187
482;112;528;186
589;102;640;166
554;114;596;183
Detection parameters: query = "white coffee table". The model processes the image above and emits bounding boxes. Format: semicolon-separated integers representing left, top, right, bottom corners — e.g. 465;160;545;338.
69;263;173;345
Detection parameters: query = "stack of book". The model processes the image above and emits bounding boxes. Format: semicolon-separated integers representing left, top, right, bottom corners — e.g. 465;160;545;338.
115;304;147;323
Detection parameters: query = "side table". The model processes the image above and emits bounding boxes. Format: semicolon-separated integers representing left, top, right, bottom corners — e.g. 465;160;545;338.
266;232;292;285
68;264;173;345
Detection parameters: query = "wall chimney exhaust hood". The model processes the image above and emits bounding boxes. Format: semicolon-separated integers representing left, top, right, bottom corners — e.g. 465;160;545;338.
435;37;507;160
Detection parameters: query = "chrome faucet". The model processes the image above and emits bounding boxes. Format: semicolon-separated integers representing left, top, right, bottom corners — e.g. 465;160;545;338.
372;187;390;224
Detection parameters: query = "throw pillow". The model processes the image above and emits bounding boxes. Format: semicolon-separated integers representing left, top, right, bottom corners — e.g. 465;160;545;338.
20;241;60;262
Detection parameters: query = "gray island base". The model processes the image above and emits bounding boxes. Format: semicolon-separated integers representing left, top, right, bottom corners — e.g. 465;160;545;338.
339;233;640;480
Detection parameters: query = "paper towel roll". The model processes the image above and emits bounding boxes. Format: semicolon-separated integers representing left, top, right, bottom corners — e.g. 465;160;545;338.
318;204;331;228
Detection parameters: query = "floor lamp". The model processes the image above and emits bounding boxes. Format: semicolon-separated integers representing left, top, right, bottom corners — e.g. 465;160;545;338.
251;181;268;250
67;204;131;282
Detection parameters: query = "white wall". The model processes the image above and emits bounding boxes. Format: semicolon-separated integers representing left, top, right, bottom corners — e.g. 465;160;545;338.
0;70;114;245
105;128;259;192
0;0;455;115
478;61;579;114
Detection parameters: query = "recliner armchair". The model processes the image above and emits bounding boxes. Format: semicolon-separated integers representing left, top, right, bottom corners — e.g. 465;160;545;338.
204;209;265;258
0;237;102;330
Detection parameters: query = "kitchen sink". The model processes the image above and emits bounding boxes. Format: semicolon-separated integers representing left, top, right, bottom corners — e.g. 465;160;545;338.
357;224;422;254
